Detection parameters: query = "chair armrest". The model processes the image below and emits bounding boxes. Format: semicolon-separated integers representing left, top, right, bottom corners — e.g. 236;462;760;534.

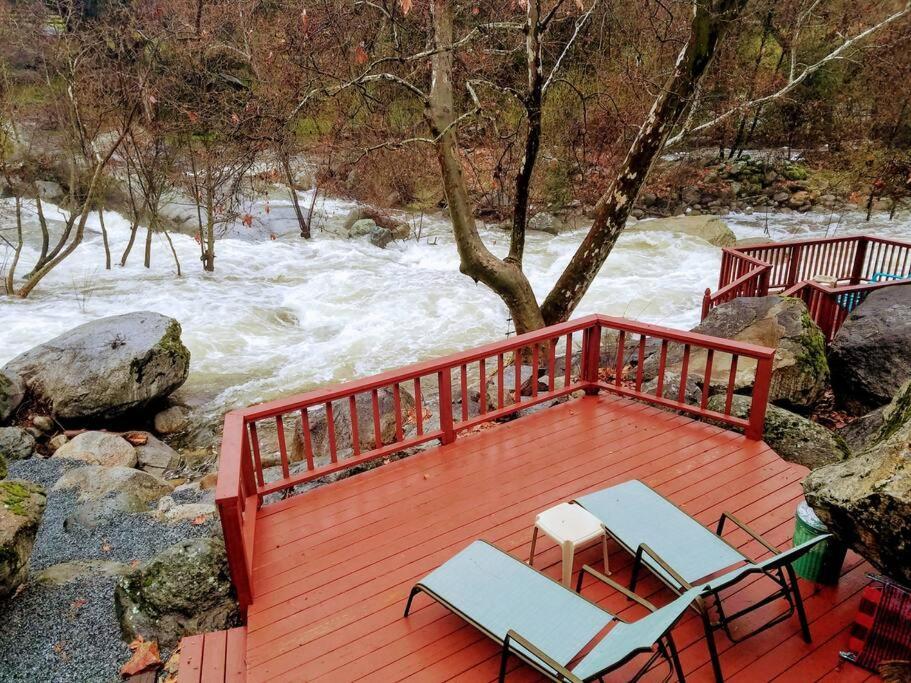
717;511;779;555
503;630;582;683
636;543;693;590
576;565;657;612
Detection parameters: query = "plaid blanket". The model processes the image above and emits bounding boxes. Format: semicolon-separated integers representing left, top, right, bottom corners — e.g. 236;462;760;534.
842;575;911;671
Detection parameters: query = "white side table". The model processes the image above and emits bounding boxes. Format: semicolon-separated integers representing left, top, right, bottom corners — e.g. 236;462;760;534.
529;502;610;587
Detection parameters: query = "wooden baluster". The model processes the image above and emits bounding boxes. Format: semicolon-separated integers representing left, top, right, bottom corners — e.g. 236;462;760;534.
655;340;669;398
248;422;265;487
393;383;404;441
413;378;424;435
348;395;360;457
547;340;556;393
371;389;382;449
564;334;572;387
478;359;487;415
725;355;739;414
614;330;626;386
497;353;505;408
530;345;539;398
635;335;646;391
678;345;691;403
460;364;469;421
700;349;714;409
437;369;454;444
299;409;314;471
325;401;337;463
514;347;522;404
275;415;290;478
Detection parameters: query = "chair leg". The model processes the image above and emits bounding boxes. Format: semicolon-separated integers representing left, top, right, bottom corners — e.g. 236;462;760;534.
498;645;511;683
630;553;641;594
404;586;421;616
666;634;685;683
561;541;574;587
529;526;539;566
786;565;812;643
701;608;724;683
601;533;611;575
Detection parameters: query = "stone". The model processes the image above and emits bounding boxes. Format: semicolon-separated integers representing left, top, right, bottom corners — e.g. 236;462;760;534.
115;537;239;647
527;212;571;235
639;192;657;207
31;415;55;434
157;501;216;524
642;372;702;406
154;406;191;435
48;434;68;452
708;395;850;469
819;194;837;207
54;431;137;468
53;465;172;504
0;370;23;424
837;407;885;453
132;432;181;477
828;284;911;415
35;559;131;585
0;452;5;480
484;364;550;410
627;215;736;247
772;191;790;204
2;312;191;422
368;226;394;249
0;480;46;599
291;387;416;463
349;218;379;237
35;180;64;201
0;427;37;461
788;191;810;209
643;296;829;411
803;396;911;584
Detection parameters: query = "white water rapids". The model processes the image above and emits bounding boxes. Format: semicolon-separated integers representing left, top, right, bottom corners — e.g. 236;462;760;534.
1;192;909;436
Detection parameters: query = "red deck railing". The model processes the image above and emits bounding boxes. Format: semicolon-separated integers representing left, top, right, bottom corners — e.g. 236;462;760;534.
703;234;911;339
216;314;776;610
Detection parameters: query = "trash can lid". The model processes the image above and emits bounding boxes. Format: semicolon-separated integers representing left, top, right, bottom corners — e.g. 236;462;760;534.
797;502;828;531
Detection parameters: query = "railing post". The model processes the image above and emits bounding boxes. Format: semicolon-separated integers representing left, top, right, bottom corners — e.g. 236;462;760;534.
759;266;771;296
581;323;602;394
701;288;711;320
437;369;455;444
746;355;774;440
217;497;253;613
786;245;802;287
850;237;869;284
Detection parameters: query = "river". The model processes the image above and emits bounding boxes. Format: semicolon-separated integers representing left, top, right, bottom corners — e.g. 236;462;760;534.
1;192;909;437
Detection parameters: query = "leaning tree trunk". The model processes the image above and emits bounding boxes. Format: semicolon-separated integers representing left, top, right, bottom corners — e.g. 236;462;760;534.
280;150;310;239
539;0;749;325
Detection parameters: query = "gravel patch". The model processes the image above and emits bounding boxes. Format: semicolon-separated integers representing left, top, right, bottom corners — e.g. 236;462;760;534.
0;574;130;683
3;456;221;681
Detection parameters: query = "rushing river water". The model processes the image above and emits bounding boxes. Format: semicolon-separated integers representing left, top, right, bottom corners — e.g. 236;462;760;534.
1;192;909;436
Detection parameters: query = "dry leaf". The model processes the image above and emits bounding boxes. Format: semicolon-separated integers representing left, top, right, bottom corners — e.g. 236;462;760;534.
120;637;162;677
354;43;368;65
400;0;412;14
123;432;148;446
300;8;309;31
191;514;208;526
101;541;112;553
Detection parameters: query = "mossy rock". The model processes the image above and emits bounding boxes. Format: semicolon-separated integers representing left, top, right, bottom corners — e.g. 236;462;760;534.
0;480;47;599
0;453;6;480
708;394;849;469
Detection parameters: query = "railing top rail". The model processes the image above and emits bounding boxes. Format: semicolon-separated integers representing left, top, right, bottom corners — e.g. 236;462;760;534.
784;279;907;297
720;247;772;268
731;234;870;255
595;315;776;359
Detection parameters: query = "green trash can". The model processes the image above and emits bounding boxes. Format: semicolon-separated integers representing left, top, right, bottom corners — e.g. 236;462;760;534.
792;502;847;584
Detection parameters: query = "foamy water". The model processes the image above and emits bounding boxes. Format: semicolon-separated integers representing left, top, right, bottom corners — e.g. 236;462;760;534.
1;193;909;434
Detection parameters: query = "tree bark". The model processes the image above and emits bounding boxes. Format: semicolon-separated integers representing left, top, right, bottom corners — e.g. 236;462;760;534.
428;0;544;334
280;150;310;238
540;0;749;325
98;207;111;269
4;197;23;295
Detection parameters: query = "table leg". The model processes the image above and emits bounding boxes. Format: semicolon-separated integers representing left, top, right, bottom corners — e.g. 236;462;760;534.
528;526;538;566
561;541;574;587
601;533;611;575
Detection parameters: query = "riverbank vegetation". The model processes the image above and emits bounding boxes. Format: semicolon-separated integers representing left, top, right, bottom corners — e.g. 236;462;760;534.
0;0;909;319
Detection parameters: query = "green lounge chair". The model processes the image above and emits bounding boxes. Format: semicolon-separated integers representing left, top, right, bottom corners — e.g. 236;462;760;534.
404;540;700;682
576;480;832;682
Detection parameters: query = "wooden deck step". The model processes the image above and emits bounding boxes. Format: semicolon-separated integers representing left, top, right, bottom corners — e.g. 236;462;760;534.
178;627;247;683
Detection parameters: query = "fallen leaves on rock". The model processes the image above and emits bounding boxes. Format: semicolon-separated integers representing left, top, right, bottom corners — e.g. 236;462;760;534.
191;514;208;525
120;636;162;677
123;432;149;446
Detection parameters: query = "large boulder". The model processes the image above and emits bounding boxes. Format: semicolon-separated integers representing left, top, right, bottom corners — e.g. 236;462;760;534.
3;312;191;422
627;215;736;247
643;296;829;411
0;427;37;461
0;480;46;599
803;394;911;584
53;466;172;504
707;394;850;469
53;431;137;468
0;370;23;424
291;387;415;463
115;537;239;647
828;284;911;415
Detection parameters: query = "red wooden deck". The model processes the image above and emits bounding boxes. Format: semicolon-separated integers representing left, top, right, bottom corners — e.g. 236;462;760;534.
184;392;875;682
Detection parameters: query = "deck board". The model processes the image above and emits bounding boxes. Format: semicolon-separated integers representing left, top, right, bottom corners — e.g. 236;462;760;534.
221;393;872;682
